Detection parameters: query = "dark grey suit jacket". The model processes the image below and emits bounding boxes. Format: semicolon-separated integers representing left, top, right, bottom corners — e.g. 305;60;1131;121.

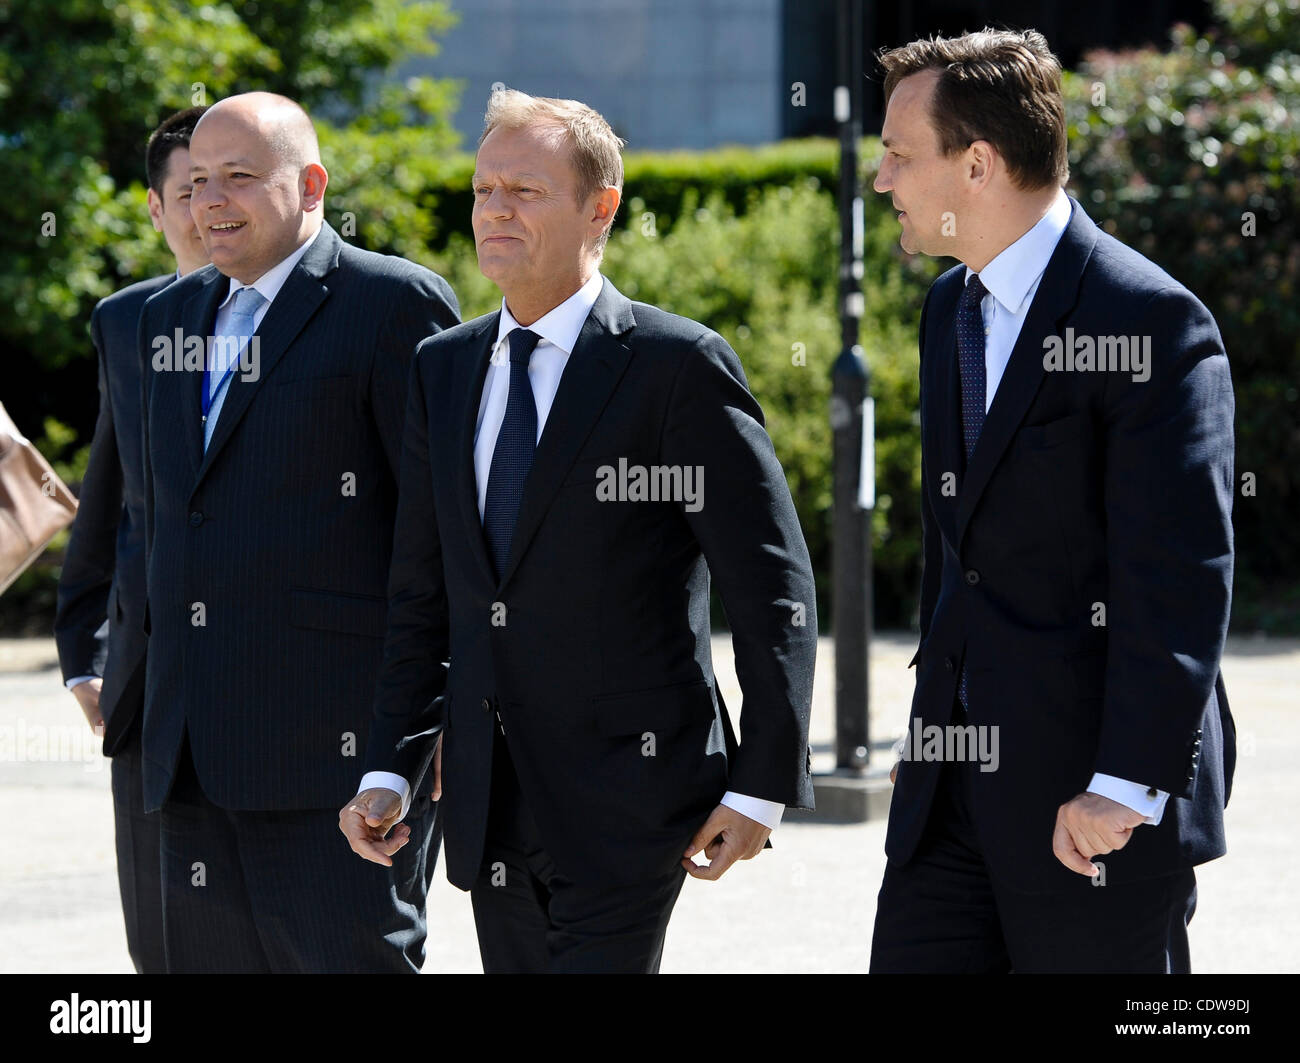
55;273;174;755
138;223;459;813
365;277;818;889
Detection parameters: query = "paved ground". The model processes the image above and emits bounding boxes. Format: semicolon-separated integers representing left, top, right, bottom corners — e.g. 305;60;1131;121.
0;632;1295;973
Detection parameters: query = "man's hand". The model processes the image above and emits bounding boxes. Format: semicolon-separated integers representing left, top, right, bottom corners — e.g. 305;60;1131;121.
1052;792;1147;877
70;679;104;735
339;788;410;867
681;804;771;881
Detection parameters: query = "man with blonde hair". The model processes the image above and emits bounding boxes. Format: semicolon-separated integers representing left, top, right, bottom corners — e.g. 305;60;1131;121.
342;90;818;973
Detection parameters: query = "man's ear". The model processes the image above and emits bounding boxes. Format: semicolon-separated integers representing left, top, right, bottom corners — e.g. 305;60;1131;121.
301;163;329;212
591;185;621;241
147;187;164;234
967;140;997;191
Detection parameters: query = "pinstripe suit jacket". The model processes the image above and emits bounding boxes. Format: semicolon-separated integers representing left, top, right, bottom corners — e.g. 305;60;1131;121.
138;223;459;813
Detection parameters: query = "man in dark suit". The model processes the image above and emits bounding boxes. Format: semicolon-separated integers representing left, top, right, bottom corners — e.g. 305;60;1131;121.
340;90;817;973
868;30;1235;973
55;106;210;973
138;92;459;972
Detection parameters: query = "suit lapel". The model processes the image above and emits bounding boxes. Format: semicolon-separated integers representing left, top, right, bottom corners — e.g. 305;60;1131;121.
496;278;635;590
175;270;227;481
925;296;962;549
195;224;341;485
954;199;1100;546
456;314;502;590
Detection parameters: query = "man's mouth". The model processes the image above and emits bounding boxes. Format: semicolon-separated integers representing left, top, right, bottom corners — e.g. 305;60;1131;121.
209;221;246;233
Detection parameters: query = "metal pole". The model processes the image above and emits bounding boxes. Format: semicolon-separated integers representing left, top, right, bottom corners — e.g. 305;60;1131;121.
831;0;871;773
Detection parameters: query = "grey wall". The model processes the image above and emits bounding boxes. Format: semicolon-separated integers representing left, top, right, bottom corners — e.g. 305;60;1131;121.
412;0;784;151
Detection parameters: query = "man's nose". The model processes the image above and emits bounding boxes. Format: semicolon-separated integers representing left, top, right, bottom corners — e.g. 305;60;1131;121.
873;164;891;194
484;187;511;217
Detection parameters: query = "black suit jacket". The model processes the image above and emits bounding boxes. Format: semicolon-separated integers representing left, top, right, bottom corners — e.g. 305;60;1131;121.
364;277;818;889
138;223;459;813
889;198;1236;892
55;273;174;755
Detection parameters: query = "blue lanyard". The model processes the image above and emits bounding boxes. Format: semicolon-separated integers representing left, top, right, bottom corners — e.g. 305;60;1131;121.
202;358;241;422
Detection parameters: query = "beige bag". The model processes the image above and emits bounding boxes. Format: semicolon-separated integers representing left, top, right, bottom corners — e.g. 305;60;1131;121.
0;401;78;595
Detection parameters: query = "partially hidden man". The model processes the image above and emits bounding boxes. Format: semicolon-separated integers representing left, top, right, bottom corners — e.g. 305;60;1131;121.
55;107;210;973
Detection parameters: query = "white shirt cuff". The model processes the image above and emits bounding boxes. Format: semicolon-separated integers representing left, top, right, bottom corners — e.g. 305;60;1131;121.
720;791;785;831
1087;773;1168;826
357;771;411;820
66;675;98;690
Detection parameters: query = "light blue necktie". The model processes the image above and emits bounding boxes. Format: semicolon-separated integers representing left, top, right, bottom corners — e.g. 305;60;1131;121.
205;286;266;450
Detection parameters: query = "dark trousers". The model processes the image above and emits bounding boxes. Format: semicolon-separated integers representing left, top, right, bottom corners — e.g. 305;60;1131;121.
870;705;1197;974
109;729;166;974
470;729;687;974
159;734;440;973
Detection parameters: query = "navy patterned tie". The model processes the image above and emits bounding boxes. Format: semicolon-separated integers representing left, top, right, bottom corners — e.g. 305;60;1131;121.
956;273;986;709
957;272;988;462
483;328;542;580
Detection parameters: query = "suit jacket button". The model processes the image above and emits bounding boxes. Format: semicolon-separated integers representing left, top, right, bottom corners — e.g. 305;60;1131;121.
189;511;204;527
965;569;980;585
944;657;955;672
481;698;491;713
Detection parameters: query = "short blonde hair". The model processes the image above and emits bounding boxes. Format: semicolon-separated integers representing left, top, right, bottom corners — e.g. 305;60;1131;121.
480;89;625;250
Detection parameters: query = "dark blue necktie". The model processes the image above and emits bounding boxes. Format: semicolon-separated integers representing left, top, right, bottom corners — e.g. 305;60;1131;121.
956;273;986;709
483;328;542;579
957;272;988;462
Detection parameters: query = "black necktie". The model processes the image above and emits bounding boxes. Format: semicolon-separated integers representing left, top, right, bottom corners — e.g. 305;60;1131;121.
483;328;542;579
956;274;986;710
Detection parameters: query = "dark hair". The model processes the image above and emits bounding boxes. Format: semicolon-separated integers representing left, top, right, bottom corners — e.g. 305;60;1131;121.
878;28;1068;190
145;106;208;194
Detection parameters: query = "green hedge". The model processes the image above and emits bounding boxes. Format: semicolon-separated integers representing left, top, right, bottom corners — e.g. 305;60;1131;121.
6;0;1297;634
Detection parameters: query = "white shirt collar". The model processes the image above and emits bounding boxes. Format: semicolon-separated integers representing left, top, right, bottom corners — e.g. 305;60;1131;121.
495;272;605;355
965;189;1072;313
219;225;323;310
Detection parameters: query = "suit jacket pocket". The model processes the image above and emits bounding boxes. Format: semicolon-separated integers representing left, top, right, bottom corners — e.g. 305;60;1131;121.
593;678;715;736
1018;412;1088;449
288;587;387;638
272;375;353;403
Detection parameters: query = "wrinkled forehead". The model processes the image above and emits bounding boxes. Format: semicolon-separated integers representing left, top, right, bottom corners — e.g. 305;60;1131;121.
474;122;575;184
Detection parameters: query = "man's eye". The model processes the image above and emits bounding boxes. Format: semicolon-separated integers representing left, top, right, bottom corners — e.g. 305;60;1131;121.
192;177;206;185
232;172;252;179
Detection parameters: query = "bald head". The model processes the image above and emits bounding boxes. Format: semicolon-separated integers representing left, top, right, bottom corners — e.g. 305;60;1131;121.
187;92;329;284
196;92;321;168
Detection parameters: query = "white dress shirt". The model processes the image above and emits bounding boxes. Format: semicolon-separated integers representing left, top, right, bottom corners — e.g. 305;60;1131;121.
360;272;785;831
963;189;1168;826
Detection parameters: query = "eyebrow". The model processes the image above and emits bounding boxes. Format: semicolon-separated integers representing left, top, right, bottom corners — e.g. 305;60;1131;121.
190;158;259;173
471;171;546;183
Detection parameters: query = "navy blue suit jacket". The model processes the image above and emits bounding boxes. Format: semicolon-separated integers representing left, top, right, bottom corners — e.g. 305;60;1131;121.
887;197;1236;892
